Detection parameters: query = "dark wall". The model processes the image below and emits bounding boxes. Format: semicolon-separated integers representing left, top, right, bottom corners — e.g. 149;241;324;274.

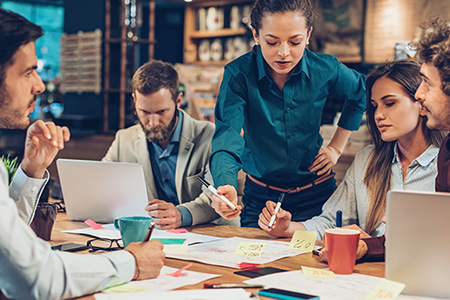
61;0;105;133
154;3;184;64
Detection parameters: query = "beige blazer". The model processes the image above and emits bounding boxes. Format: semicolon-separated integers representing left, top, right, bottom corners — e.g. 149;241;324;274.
103;110;239;226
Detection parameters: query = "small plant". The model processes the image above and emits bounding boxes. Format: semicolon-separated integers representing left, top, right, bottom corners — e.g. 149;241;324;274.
1;154;18;184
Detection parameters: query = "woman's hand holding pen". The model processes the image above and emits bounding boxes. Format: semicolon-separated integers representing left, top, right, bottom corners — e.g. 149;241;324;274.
308;145;341;175
258;201;297;237
210;185;242;220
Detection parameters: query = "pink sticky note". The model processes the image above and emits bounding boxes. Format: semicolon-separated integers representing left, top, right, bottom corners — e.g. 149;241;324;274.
84;219;105;230
167;263;193;277
238;262;261;270
167;228;188;234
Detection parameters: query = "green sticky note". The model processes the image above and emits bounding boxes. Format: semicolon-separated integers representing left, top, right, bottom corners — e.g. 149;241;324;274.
151;238;186;245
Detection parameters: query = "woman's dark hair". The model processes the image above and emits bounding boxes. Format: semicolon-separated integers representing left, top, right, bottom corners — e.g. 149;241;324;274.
0;8;43;88
250;0;317;33
364;60;446;235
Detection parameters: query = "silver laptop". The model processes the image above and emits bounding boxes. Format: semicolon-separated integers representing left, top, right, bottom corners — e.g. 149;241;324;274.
386;190;450;298
57;159;149;223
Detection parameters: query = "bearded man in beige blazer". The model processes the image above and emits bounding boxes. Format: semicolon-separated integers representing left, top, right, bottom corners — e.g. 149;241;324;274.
103;60;238;229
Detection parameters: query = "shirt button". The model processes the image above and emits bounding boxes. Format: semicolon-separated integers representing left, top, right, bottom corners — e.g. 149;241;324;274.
32;186;38;192
287;133;293;139
285;108;290;113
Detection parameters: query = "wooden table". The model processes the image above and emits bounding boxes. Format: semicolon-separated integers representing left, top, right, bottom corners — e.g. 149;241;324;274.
51;213;384;299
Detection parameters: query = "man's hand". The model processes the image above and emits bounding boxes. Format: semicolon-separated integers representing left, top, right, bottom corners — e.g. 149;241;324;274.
21;120;70;179
258;201;296;237
210;184;241;220
308;145;341;175
125;240;165;281
145;199;182;229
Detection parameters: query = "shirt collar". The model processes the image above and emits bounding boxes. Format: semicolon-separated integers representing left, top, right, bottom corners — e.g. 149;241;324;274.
255;46;310;82
392;142;439;167
170;110;183;144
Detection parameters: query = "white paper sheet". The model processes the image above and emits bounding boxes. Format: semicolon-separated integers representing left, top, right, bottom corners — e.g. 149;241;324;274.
63;224;121;239
244;270;441;300
63;225;223;245
94;265;220;300
168;236;308;268
95;288;253;300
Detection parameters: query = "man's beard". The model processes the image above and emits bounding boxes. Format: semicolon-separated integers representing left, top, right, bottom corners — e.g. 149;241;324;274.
0;89;32;129
140;108;178;145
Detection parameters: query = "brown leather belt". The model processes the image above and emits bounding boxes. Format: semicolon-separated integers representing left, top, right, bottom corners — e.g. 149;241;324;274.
247;171;335;194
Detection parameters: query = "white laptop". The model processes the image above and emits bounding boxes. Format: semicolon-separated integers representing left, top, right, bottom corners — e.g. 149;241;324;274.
386;190;450;298
57;159;149;223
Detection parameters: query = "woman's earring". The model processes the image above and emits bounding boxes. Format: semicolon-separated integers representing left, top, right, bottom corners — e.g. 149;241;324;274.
306;40;310;45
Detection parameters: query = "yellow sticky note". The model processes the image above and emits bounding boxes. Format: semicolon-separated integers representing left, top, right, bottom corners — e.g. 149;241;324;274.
364;279;406;300
105;284;148;293
302;266;336;279
234;242;265;257
288;230;317;252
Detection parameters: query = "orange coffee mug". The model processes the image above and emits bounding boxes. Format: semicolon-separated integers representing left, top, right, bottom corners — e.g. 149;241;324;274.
324;228;360;274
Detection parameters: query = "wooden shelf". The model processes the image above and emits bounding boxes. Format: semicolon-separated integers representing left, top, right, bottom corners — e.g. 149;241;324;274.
106;38;157;44
190;28;247;39
337;55;362;63
103;0;156;132
187;60;229;66
183;0;253;65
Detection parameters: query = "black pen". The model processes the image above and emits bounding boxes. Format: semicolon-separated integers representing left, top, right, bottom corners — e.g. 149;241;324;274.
204;283;264;289
198;176;237;210
336;210;342;227
143;222;155;242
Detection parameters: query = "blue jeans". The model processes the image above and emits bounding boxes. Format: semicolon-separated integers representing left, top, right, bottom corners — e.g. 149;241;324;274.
240;174;337;228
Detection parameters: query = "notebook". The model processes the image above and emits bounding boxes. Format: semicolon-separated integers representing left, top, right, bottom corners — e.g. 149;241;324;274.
57;159;149;223
385;190;450;298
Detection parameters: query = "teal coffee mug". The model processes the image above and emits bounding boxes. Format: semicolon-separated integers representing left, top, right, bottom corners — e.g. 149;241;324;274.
114;216;153;247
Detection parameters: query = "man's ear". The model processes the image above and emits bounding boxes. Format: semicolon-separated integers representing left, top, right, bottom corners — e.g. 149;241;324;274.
132;92;136;103
176;92;182;109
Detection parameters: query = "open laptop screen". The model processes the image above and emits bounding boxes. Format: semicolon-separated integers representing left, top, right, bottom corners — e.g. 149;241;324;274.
57;159;149;223
386;190;450;298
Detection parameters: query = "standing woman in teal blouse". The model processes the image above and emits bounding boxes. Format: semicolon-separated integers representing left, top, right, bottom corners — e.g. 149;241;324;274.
209;0;366;227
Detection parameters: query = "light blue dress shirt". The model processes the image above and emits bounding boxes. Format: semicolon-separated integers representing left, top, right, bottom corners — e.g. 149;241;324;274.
0;165;135;299
303;143;440;239
148;111;193;226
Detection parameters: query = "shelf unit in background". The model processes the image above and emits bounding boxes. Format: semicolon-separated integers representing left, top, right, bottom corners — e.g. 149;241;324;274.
103;0;156;133
183;0;253;66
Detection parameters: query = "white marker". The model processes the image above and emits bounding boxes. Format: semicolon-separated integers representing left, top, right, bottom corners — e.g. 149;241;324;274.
198;176;238;210
268;192;286;229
